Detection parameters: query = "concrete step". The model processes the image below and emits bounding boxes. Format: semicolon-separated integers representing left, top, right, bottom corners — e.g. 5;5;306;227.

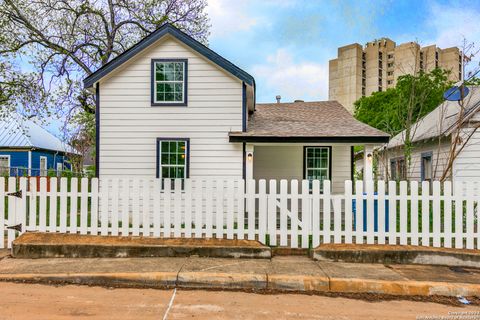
12;232;271;259
312;243;480;268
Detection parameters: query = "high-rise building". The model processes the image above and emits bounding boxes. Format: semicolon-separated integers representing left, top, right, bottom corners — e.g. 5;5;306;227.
329;38;462;113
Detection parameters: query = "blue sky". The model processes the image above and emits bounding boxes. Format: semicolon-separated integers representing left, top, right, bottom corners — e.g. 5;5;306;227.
206;0;480;103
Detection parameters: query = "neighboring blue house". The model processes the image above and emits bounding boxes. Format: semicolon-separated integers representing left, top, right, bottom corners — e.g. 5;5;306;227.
0;114;74;176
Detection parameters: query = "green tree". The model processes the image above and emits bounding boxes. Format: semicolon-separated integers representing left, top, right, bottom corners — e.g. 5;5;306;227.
354;68;452;179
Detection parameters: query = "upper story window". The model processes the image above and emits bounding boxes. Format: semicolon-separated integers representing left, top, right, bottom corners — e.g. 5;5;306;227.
151;59;188;106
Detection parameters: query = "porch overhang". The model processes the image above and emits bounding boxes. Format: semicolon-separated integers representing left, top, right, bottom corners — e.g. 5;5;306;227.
229;134;389;144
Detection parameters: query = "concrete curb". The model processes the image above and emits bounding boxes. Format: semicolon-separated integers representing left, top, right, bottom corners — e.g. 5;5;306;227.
1;272;479;297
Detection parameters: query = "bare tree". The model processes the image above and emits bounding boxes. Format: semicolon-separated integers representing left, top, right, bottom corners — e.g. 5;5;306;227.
0;0;210;162
0;1;208;113
437;40;480;182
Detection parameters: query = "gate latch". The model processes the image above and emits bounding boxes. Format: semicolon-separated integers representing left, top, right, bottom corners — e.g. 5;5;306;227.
5;224;22;232
6;190;22;198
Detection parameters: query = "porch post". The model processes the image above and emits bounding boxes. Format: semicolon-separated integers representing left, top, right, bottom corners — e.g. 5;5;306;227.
364;144;374;184
245;144;254;181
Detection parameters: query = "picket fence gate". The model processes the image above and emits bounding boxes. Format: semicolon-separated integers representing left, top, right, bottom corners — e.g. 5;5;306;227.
1;177;480;250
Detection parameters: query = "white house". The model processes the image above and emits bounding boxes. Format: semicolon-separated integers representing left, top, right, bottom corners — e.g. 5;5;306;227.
375;86;480;184
84;24;389;193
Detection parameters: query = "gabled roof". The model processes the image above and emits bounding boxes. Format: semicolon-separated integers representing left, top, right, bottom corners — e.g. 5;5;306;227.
84;23;255;88
0;114;74;153
229;101;390;143
387;86;480;149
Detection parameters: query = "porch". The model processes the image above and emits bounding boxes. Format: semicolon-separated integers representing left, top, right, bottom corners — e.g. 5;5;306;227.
228;100;390;192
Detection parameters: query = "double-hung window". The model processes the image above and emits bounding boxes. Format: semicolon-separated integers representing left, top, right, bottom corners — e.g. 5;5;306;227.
39;156;47;177
390;157;406;181
304;147;330;191
156;139;189;187
421;152;433;182
152;59;187;106
0;156;10;176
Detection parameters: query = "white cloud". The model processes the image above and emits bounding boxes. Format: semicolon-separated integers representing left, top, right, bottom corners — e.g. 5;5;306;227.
206;0;258;38
427;2;480;49
427;2;480;74
252;48;328;102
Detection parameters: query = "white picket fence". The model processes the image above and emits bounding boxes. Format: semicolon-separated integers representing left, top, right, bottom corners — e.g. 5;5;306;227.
1;177;480;250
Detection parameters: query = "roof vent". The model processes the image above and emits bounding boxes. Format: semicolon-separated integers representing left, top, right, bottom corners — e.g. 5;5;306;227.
294;99;304;103
276;95;281;103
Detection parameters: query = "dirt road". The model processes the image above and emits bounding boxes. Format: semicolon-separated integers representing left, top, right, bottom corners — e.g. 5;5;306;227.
0;282;478;319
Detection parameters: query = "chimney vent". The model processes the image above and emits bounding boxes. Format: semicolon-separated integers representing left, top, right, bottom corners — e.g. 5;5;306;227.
276;95;281;103
294;99;304;103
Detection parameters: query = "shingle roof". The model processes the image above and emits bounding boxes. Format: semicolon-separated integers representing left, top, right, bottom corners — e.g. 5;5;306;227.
387;86;480;149
0;114;74;153
229;101;390;143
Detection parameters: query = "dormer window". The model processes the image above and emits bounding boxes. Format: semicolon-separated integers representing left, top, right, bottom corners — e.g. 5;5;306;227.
151;59;188;106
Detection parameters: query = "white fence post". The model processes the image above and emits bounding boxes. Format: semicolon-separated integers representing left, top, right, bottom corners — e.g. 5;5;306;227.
344;180;353;244
301;180;310;248
377;181;386;245
444;181;452;248
267;179;276;246
388;181;396;245
290;179;299;248
399;181;408;245
323;180;331;244
410;181;419;246
258;179;267;244
421;181;430;247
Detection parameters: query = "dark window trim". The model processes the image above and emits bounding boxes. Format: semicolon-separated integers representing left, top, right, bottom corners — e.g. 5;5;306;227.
95;83;100;177
242;82;247;132
302;146;333;183
242;142;246;180
421;151;433;181
156;138;190;179
390;156;406;180
350;146;354;181
151;59;188;107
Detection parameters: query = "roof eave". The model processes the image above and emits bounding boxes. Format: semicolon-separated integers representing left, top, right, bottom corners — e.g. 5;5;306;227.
83;23;254;89
228;135;390;143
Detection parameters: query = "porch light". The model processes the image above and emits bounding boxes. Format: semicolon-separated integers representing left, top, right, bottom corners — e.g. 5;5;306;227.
247;152;253;161
367;153;373;162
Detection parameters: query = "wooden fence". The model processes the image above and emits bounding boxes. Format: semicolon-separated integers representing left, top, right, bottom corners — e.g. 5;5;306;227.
1;177;479;250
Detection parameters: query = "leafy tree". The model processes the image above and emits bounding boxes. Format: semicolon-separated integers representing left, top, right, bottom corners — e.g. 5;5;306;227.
354;68;452;179
0;0;210;159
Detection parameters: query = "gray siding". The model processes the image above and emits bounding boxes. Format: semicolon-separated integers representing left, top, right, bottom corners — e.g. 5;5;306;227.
253;144;352;194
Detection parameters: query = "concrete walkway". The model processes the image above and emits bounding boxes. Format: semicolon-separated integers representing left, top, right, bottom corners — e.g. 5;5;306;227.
0;253;480;298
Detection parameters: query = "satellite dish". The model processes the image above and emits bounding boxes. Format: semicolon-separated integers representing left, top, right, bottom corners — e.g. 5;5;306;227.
443;86;470;101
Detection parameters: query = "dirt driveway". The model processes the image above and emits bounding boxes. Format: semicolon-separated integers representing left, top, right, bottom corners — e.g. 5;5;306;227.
0;282;479;319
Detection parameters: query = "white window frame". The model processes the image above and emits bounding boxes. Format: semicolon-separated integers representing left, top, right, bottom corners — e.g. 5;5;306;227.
156;138;189;182
152;60;187;105
39;156;47;176
0;155;10;175
56;162;63;176
304;147;331;191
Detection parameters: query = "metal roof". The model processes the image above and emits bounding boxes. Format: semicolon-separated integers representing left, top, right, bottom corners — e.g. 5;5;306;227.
387;86;480;149
0;114;73;153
